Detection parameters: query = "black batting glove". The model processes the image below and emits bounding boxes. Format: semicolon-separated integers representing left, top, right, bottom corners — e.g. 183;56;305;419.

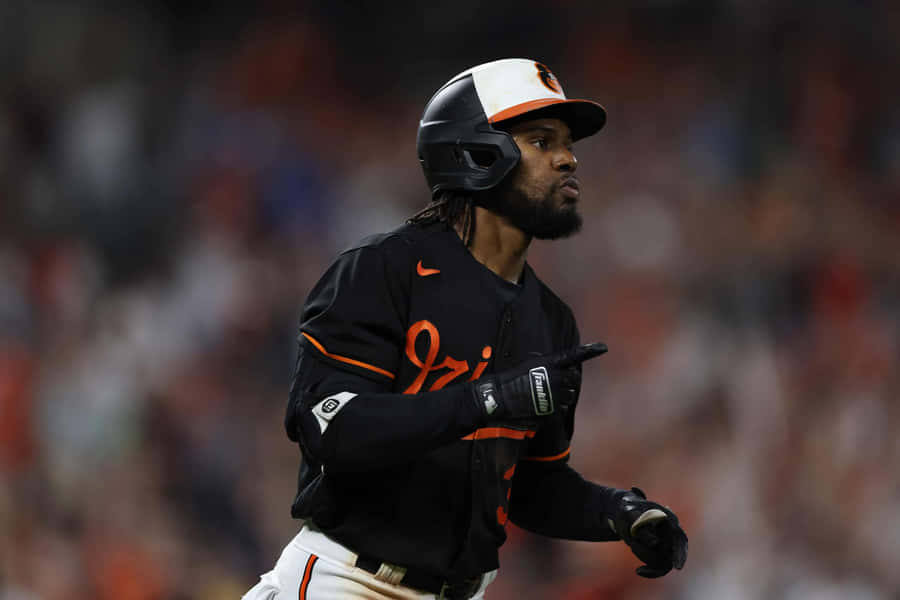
471;343;607;421
608;487;688;578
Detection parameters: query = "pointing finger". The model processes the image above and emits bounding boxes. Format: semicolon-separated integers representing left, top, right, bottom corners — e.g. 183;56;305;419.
552;342;608;368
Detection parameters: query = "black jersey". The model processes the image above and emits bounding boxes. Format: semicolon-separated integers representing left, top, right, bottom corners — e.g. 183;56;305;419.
285;220;592;580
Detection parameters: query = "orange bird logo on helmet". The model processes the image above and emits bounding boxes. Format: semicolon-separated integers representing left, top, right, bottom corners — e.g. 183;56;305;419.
535;62;562;93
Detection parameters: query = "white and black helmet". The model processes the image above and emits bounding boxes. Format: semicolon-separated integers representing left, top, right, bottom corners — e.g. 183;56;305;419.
417;58;607;197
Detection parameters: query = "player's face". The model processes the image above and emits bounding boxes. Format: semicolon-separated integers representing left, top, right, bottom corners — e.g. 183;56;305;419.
492;117;582;239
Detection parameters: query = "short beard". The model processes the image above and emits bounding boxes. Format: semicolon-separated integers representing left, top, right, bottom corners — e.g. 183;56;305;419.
489;180;583;240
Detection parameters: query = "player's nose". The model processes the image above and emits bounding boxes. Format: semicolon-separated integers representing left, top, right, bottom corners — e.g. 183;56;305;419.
553;148;577;172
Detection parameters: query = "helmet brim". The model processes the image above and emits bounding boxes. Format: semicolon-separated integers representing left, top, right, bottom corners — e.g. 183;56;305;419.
489;98;607;141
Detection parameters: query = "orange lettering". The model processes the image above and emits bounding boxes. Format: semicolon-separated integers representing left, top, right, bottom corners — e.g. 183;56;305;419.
403;321;493;393
403;321;441;394
497;462;517;526
430;356;469;391
468;346;492;381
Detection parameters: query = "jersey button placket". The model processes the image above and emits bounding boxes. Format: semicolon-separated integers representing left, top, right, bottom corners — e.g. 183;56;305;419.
500;310;513;360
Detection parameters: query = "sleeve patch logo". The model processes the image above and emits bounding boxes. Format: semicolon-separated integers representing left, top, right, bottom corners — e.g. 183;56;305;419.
529;367;553;415
320;398;340;413
312;392;357;434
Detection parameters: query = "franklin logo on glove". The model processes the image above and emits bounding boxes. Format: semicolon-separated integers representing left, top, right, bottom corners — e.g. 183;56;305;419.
529;367;552;415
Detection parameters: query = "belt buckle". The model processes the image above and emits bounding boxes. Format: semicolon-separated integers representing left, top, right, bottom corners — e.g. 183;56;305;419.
438;576;482;600
438;582;451;600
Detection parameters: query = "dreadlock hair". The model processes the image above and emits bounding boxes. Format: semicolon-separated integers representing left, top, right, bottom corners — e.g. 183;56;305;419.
406;190;477;247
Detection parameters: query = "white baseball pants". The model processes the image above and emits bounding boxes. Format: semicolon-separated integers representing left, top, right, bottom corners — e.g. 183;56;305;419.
242;523;497;600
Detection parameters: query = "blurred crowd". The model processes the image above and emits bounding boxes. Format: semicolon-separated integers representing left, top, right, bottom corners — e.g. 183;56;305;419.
1;1;898;599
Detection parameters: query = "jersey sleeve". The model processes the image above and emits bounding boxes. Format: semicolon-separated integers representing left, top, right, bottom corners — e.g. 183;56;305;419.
287;236;485;478
298;239;410;385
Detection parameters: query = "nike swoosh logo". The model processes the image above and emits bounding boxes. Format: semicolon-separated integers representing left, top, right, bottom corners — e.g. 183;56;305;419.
416;260;440;277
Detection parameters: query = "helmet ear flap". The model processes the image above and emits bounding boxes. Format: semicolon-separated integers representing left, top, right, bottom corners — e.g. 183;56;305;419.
460;147;498;169
417;74;521;196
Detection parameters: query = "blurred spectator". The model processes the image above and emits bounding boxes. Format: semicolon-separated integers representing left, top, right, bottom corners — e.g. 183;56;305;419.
1;1;898;598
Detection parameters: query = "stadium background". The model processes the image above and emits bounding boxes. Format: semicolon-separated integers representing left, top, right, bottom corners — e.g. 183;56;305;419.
1;1;898;598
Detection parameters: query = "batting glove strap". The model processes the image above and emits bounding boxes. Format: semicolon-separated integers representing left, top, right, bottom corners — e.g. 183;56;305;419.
609;487;689;579
473;369;554;421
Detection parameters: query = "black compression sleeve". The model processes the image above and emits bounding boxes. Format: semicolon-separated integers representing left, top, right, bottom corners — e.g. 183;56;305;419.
297;384;486;474
508;460;621;541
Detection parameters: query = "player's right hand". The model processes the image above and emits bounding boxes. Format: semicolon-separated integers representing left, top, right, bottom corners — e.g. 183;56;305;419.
470;342;607;421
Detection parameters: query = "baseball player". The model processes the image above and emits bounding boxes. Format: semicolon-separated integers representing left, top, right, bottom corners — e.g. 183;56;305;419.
244;58;687;600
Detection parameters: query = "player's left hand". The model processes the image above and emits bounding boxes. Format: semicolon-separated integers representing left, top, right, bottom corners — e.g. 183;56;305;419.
608;487;688;578
471;342;607;422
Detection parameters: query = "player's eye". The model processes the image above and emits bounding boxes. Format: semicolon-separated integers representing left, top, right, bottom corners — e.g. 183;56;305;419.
532;138;548;150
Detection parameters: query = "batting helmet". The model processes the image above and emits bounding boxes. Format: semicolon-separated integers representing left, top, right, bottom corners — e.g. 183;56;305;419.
417;58;606;198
